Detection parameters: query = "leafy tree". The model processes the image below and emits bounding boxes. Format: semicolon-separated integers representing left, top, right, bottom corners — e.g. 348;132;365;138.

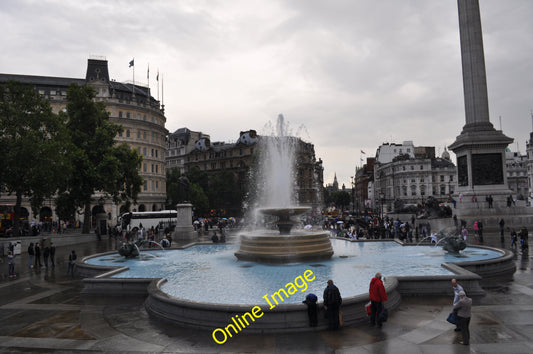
165;168;183;208
0;81;71;236
208;170;243;215
62;84;142;233
190;183;209;216
331;191;351;210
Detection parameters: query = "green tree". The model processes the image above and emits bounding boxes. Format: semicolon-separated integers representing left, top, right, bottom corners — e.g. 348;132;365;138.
331;191;351;211
0;81;71;236
63;84;142;233
190;183;209;216
208;170;243;215
165;168;182;208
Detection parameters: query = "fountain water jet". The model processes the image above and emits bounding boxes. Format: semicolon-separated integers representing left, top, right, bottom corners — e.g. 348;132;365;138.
234;114;333;263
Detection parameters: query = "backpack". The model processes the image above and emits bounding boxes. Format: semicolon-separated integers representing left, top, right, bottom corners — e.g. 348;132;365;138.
306;293;318;303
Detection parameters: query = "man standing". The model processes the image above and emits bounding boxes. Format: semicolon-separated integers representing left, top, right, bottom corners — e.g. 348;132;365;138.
323;279;342;330
451;279;464;331
453;290;472;345
369;272;388;328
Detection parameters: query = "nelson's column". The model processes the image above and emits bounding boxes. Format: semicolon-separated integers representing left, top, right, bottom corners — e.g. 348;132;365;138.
449;0;514;211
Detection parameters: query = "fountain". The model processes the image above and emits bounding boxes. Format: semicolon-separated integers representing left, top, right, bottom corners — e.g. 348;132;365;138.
79;114;516;335
234;115;333;263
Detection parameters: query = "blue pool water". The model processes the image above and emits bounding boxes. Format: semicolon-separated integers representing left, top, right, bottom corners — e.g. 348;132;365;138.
85;240;502;305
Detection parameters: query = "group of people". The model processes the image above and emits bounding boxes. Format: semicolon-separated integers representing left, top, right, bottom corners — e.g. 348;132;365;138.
451;279;472;345
27;241;56;269
302;273;389;331
5;240;78;279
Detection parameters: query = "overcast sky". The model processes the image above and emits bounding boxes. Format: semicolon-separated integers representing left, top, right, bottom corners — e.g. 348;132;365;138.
2;0;532;188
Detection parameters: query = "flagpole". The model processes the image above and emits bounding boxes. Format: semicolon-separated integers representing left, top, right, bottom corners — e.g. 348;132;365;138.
147;63;150;95
157;69;160;102
132;57;135;97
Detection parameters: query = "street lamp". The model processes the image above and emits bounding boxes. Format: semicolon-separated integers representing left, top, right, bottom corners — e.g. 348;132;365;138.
351;176;355;215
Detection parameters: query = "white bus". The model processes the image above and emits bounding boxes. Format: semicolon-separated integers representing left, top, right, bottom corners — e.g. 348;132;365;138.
120;210;178;232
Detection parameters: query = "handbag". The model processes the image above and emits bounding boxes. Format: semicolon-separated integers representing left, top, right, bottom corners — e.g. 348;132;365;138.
365;301;371;316
446;312;457;325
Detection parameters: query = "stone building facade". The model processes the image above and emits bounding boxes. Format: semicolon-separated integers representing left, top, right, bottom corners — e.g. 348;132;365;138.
180;130;324;215
373;143;456;212
0;58;168;226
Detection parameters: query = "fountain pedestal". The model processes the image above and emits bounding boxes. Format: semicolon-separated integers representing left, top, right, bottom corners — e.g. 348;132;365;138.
235;207;334;263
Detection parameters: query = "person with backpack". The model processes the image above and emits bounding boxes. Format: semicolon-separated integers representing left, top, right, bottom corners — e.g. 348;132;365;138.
369;272;388;328
323;279;342;330
302;293;318;327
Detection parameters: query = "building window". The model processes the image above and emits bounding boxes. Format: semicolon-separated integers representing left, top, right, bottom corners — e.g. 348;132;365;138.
440;175;445;182
411;166;414;170
126;130;130;137
143;147;147;156
143;163;147;172
119;111;123;118
143;131;146;139
211;163;216;169
126;112;131;118
143;181;148;191
420;165;423;170
450;175;454;182
137;131;141;139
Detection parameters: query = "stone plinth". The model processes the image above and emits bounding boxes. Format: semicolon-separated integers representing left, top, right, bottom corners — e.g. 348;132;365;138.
174;203;195;240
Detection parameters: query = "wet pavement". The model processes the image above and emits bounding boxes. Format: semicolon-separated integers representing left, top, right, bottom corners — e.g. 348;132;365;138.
0;231;532;353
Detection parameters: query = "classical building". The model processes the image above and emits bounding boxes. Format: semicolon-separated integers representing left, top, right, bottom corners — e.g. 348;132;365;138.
528;131;533;204
353;158;375;213
0;58;168;226
182;130;324;215
505;150;528;201
166;128;209;174
373;143;456;212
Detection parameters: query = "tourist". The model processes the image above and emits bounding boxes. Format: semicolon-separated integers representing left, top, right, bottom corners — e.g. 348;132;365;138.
50;242;56;268
67;250;77;277
43;244;50;268
302;293;318;327
34;242;42;269
473;221;479;243
477;220;484;243
499;219;505;243
486;195;493;208
510;228;518;249
27;242;34;268
451;279;464;331
7;250;15;278
323;279;342;330
369;272;388;328
461;225;468;241
519;227;529;252
453;290;472;345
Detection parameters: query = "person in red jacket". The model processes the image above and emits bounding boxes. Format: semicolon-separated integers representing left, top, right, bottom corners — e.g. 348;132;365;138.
369;272;388;327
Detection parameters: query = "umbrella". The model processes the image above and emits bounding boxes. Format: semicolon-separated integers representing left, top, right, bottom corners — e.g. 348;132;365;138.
193;220;200;224
337;220;344;224
304;224;312;229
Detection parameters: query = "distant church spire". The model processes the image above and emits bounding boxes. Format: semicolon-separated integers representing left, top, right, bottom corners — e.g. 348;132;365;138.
333;173;339;190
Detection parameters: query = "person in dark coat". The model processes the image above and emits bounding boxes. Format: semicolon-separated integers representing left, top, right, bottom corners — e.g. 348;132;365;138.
50;242;56;268
27;243;35;268
323;279;342;330
34;242;42;268
302;293;318;327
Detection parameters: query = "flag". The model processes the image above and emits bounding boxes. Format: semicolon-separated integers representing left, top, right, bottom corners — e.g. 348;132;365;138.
361;150;366;154
156;69;159;81
129;59;134;67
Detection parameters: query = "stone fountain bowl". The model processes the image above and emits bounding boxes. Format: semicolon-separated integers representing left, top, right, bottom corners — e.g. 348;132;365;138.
257;207;310;218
